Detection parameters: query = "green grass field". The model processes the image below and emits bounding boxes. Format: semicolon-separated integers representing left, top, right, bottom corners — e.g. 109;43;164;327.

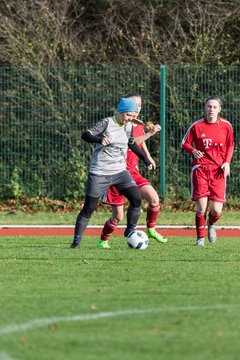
1;232;240;360
0;208;239;225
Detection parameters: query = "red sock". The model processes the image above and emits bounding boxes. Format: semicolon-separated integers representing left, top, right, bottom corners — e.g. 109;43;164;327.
208;211;222;225
101;218;118;241
195;210;206;239
146;205;160;228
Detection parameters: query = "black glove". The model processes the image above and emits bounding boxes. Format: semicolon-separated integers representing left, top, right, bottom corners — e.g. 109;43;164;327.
128;142;151;167
82;131;103;144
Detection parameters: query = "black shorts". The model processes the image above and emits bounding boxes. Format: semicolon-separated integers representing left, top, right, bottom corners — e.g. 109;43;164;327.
86;170;137;198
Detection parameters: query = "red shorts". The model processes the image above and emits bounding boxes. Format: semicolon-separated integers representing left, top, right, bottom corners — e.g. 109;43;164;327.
191;164;226;203
102;170;150;206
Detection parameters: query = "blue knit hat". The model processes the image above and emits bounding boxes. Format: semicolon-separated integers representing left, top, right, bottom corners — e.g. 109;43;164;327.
117;98;138;113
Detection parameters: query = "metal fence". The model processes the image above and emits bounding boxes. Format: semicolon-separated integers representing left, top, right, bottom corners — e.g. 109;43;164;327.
163;65;239;201
0;65;239;201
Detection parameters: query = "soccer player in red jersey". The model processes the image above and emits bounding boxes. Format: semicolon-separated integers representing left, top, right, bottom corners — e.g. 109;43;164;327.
182;96;234;246
97;92;167;249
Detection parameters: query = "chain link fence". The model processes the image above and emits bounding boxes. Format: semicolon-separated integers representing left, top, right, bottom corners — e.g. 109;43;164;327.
0;65;239;201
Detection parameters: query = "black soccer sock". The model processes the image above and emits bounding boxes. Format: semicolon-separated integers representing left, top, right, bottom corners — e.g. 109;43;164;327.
124;205;141;237
73;215;90;244
72;195;99;245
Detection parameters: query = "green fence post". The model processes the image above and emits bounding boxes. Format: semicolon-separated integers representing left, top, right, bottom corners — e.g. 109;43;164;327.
160;64;166;200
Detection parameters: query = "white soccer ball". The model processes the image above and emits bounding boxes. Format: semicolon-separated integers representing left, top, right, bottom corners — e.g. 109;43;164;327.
127;230;149;250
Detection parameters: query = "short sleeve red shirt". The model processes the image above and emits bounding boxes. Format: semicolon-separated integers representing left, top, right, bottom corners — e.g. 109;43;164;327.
181;117;234;166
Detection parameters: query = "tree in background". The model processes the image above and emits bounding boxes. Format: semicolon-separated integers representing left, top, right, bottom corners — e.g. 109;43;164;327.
0;0;239;202
0;0;239;67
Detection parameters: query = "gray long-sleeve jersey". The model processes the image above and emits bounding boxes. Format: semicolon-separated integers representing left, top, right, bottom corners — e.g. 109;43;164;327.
87;116;133;175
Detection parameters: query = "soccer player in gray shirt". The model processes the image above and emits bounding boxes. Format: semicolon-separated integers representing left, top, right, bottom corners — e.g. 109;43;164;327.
70;97;152;248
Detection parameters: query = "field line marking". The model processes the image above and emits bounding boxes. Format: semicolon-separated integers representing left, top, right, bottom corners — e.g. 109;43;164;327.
0;353;16;360
0;225;240;229
0;304;239;336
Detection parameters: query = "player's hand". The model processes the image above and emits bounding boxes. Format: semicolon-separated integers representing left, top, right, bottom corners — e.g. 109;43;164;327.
150;124;161;135
148;158;156;170
147;164;153;170
145;121;161;135
102;137;111;146
221;162;230;177
192;149;204;159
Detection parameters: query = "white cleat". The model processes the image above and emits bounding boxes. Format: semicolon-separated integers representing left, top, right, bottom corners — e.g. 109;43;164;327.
196;237;205;247
207;220;217;243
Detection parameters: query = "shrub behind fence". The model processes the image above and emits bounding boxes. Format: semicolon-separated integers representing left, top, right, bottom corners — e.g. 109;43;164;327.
0;65;239;201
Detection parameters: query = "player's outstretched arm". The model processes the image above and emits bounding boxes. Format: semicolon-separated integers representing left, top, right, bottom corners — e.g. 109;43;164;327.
134;122;161;145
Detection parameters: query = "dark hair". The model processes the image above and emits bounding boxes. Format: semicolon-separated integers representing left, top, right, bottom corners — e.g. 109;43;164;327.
124;92;141;98
205;96;222;106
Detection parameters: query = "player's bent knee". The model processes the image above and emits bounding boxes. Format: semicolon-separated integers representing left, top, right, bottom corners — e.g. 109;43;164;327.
115;216;124;223
122;186;142;208
112;213;124;223
130;196;142;208
112;207;124;223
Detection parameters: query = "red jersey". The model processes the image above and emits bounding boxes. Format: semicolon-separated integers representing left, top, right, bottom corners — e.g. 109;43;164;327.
126;124;144;172
181;117;234;166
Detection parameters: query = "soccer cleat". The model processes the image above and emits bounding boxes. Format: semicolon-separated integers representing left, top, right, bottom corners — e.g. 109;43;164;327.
207;219;217;243
70;241;80;249
70;239;80;249
97;240;111;249
124;226;136;238
146;228;167;243
196;237;205;247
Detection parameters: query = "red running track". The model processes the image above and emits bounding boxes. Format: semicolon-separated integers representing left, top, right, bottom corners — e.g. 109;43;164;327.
0;227;240;237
